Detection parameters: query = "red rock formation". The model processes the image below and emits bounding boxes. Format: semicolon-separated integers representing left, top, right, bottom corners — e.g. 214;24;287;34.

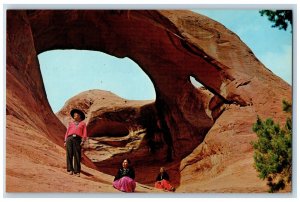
55;88;215;188
6;10;291;192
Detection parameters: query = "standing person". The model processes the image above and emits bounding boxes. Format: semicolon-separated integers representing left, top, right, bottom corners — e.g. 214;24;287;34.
64;109;87;177
113;159;136;192
154;167;175;192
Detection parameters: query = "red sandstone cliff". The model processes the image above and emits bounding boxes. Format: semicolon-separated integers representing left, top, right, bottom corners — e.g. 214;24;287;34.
6;10;291;193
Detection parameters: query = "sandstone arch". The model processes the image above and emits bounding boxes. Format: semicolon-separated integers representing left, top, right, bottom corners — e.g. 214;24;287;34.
6;10;291;192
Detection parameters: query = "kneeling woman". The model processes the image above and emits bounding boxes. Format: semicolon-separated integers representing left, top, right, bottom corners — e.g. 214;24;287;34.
113;159;136;192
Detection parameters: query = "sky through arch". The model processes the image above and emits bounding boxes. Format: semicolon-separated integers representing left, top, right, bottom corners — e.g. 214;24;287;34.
38;50;156;113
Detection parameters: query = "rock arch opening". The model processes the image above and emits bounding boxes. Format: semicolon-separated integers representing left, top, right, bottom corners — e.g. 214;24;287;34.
190;75;203;88
38;49;156;113
189;75;227;122
38;49;157;138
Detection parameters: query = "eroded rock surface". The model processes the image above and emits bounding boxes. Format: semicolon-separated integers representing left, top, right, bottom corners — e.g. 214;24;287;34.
6;10;291;192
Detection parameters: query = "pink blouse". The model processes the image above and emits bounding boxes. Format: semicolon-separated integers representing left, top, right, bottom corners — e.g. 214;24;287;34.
64;121;87;142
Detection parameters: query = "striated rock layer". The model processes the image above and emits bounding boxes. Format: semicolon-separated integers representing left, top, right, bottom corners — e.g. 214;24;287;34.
6;10;291;192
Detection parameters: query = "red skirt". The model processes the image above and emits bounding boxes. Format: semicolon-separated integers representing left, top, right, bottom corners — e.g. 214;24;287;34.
155;179;175;191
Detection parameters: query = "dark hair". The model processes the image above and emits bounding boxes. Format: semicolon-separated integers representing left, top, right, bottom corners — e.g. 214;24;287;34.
70;109;85;120
123;158;131;165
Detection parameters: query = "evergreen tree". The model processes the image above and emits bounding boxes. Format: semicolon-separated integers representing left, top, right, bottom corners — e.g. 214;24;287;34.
259;10;293;32
252;100;292;192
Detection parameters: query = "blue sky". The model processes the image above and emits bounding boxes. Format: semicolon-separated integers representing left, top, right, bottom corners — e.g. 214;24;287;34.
38;9;292;113
39;50;156;112
194;9;292;83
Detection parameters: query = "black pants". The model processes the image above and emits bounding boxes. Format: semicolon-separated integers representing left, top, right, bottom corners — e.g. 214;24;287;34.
66;135;82;173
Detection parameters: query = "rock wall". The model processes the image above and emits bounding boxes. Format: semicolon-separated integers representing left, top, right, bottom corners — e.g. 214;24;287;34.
6;10;291;192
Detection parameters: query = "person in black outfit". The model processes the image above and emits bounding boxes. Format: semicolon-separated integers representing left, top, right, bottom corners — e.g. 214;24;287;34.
156;167;170;181
155;167;175;192
114;159;135;181
113;159;136;192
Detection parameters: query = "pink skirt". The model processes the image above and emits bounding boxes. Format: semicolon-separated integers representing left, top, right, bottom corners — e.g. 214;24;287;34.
113;176;136;192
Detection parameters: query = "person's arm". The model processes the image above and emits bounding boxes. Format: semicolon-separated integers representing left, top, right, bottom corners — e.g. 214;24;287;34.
114;169;122;181
156;173;161;181
80;122;87;145
82;122;87;141
64;123;71;146
164;172;170;181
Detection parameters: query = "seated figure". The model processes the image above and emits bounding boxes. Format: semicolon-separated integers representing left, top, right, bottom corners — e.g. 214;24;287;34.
113;159;136;192
154;167;175;192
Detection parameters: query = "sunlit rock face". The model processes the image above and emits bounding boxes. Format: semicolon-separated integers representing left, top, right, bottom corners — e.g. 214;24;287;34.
56;90;154;137
6;10;291;192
